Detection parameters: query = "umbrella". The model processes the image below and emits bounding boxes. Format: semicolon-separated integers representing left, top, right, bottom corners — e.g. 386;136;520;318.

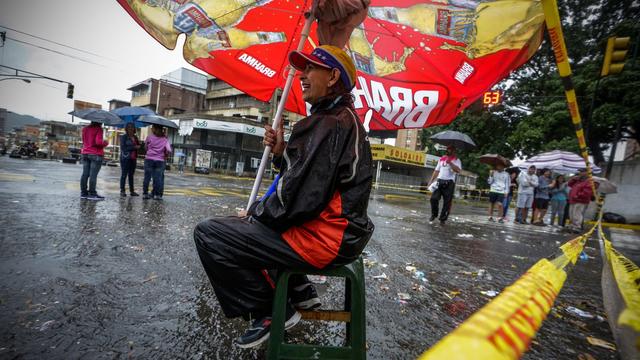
479;154;512;167
117;0;545;208
69;109;124;127
112;106;155;117
505;166;521;175
137;115;179;129
518;150;601;174
112;106;156;128
592;176;617;194
430;130;476;151
116;0;545;131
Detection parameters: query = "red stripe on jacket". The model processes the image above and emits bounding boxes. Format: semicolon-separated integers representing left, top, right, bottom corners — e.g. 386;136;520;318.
282;191;348;269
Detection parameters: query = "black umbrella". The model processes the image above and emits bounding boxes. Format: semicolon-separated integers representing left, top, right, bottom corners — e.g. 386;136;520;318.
505;166;521;175
137;115;179;129
430;130;476;150
69;109;124;127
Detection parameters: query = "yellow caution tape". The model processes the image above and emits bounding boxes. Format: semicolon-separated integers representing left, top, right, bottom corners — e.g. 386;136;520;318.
600;224;640;333
586;221;640;231
420;227;594;360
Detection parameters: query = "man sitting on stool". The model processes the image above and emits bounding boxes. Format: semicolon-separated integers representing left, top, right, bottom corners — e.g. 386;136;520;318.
194;45;374;349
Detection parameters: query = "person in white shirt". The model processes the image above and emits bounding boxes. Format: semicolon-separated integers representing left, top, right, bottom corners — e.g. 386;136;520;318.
428;145;462;224
487;163;510;223
515;165;539;224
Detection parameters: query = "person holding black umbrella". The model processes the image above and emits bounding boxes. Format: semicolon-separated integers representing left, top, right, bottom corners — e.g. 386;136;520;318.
428;145;462;224
143;124;172;200
119;123;141;197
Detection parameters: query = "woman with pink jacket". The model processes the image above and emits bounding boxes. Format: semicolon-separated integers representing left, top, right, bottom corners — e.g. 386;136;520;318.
80;122;109;200
142;124;172;200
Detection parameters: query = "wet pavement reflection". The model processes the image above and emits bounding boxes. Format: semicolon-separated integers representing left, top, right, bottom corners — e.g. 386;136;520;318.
1;157;638;359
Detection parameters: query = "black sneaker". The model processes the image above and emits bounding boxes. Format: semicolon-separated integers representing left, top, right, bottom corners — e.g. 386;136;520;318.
236;305;301;349
291;283;321;310
120;192;127;197
153;195;163;201
87;194;105;201
130;192;140;197
80;193;89;199
429;215;437;222
143;194;151;200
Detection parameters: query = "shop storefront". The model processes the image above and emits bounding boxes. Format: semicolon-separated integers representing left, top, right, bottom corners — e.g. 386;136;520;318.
170;117;266;176
371;144;477;195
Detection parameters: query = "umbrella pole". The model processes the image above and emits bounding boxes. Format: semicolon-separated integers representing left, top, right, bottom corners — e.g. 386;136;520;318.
246;12;315;211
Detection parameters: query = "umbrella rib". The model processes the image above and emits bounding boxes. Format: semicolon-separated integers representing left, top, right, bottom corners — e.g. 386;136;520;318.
209;0;266;22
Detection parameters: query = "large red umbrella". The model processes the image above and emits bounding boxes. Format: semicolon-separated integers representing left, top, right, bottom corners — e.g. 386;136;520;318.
117;0;545;130
117;0;545;206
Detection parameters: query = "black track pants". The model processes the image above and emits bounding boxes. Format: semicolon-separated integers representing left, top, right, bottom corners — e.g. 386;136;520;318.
194;216;316;319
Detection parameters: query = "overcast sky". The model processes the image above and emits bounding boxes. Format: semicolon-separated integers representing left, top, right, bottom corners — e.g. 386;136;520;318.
0;0;205;123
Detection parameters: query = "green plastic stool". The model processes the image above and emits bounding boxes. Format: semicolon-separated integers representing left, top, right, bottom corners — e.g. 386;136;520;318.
267;257;366;360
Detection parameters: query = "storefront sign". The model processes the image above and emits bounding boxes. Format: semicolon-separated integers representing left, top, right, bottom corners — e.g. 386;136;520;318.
370;144;426;167
191;118;265;137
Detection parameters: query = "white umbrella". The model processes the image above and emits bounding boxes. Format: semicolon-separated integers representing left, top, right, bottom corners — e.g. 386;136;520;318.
592;176;617;194
518;150;601;174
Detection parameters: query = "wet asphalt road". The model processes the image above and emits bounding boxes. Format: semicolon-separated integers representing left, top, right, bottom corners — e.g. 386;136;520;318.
1;156;639;360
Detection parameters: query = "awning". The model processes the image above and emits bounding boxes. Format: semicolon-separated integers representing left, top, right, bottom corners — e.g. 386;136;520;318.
178;118;265;138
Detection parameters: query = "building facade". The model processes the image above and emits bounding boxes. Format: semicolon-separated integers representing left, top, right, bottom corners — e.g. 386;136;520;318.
167;76;304;175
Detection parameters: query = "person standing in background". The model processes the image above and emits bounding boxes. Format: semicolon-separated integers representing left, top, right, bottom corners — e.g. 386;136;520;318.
487;162;510;223
515;165;538;224
80;121;109;201
503;171;518;220
549;174;568;226
567;168;593;233
119;123;141;197
143;124;172;200
428;145;462;225
533;168;552;225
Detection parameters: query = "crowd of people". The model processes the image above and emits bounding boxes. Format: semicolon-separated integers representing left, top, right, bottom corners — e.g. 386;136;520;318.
504;165;597;232
426;151;596;233
79;122;171;201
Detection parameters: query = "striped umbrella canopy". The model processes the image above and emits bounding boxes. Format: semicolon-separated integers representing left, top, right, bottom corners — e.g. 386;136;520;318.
518;150;601;174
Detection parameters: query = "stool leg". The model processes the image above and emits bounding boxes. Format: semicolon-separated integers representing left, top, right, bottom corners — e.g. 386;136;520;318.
267;272;291;360
350;259;367;360
345;276;352;346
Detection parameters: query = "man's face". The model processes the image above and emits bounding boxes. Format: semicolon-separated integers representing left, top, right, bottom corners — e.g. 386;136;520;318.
446;146;455;155
544;170;551;178
300;63;335;104
528;167;536;175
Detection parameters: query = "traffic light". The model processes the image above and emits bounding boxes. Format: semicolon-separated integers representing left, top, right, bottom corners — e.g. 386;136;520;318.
66;83;74;99
601;36;630;76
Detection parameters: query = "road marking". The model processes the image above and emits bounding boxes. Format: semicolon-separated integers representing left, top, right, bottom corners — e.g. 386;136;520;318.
0;171;35;182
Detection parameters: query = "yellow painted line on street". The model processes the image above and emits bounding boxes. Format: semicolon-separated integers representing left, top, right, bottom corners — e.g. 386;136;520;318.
195;188;224;197
586;221;640;231
384;194;424;201
0;172;34;182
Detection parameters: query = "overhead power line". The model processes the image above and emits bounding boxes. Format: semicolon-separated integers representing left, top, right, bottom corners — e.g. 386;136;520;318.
6;37;110;69
0;25;116;61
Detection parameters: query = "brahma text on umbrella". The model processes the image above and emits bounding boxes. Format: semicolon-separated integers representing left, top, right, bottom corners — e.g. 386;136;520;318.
238;53;276;78
351;75;442;129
